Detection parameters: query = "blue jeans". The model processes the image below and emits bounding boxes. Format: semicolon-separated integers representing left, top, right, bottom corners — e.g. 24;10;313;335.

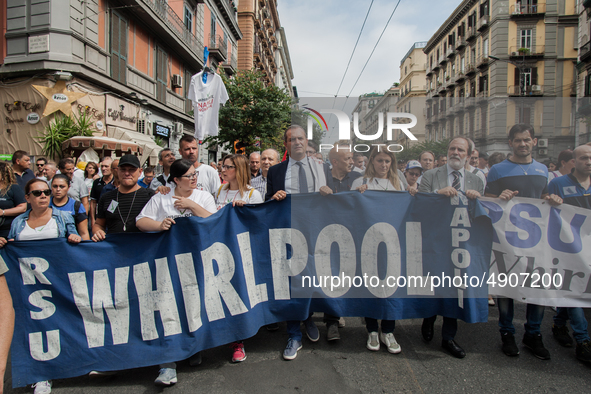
554;307;591;343
497;298;545;335
286;313;313;341
365;318;395;333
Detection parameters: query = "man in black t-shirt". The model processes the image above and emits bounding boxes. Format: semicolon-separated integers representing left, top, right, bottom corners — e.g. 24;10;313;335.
92;155;154;240
89;157;113;227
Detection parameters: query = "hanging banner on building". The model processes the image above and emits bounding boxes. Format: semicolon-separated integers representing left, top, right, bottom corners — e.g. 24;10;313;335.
2;192;492;387
480;197;591;307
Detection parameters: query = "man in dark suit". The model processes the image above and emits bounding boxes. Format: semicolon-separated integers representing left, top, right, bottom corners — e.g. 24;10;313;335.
265;125;327;201
416;136;485;359
264;125;329;361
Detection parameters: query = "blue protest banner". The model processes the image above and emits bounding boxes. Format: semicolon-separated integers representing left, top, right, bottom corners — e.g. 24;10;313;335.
1;191;491;387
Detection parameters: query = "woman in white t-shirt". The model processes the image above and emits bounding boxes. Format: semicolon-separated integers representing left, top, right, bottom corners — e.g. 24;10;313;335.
214;154;262;364
136;159;216;231
136;159;216;387
350;146;404;355
215;154;263;210
351;147;406;193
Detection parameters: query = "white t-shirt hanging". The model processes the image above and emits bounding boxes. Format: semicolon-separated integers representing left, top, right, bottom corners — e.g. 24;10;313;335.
136;188;217;223
214;185;263;211
188;72;229;141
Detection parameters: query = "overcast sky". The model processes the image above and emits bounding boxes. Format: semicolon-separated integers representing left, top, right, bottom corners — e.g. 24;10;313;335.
278;0;461;99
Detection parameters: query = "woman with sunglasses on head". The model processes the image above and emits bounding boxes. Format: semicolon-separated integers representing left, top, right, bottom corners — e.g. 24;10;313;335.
50;174;90;240
350;146;404;355
0;162;27;247
216;154;263;210
4;178;80;394
135;159;216;387
213;154;263;364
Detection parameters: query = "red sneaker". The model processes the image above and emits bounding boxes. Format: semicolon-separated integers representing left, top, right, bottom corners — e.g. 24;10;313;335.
231;342;246;363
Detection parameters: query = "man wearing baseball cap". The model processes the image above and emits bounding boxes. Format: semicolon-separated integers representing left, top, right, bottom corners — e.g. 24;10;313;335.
92;155;155;241
404;160;423;193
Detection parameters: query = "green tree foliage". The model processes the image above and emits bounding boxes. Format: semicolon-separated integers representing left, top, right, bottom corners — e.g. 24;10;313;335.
208;69;292;155
396;139;450;161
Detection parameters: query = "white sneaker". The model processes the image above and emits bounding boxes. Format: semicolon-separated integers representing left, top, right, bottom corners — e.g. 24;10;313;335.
33;380;52;394
380;332;401;354
338;317;346;327
367;331;380;351
155;368;177;386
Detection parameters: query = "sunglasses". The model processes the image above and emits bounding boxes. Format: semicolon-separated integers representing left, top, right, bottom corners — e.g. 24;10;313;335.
28;189;51;197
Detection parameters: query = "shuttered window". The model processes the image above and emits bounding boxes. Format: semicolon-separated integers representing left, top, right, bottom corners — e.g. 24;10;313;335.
156;47;168;103
110;12;127;84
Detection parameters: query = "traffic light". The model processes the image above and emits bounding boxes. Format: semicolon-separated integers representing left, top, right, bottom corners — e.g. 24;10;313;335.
234;140;246;155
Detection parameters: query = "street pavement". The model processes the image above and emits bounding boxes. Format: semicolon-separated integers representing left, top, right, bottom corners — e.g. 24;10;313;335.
4;303;591;394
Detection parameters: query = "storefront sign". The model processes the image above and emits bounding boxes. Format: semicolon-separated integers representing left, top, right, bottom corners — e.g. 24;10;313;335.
26;113;40;124
105;95;139;129
154;124;171;138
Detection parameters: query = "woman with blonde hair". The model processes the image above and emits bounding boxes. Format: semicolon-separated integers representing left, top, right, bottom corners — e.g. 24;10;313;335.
215;154;263;210
351;145;405;355
215;154;263;363
0;161;27;243
351;146;405;192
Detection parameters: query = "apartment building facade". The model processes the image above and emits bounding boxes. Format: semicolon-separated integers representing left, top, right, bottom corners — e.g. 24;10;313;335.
424;0;578;159
576;0;591;144
236;0;294;95
395;41;428;148
0;0;242;164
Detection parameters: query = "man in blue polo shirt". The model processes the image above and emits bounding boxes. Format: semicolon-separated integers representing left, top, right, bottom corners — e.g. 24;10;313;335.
547;144;591;362
485;123;562;360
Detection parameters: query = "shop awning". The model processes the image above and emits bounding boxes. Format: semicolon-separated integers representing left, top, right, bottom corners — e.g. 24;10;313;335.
107;127;162;166
62;136;143;156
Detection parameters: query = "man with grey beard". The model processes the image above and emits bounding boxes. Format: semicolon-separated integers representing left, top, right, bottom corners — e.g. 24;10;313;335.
414;136;484;359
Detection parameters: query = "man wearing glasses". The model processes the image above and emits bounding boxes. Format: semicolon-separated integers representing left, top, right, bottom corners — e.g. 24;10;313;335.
404;160;423;193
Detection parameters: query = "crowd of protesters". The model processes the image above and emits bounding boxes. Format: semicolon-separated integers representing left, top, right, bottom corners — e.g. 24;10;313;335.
1;124;591;393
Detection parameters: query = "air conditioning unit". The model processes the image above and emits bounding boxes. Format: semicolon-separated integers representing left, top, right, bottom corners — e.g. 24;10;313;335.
538;138;548;147
172;74;183;88
511;51;518;56
538;148;548;156
137;119;153;134
172;122;184;136
530;85;542;92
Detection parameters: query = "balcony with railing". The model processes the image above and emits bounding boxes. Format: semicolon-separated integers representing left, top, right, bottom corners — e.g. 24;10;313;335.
455;71;466;83
508;85;544;96
581;41;591;62
142;0;204;63
466;26;477;41
476;55;489;68
509;46;545;58
465;63;477;75
209;34;228;62
222;50;238;75
446;46;455;58
455;36;467;50
478;15;489;31
510;3;546;17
